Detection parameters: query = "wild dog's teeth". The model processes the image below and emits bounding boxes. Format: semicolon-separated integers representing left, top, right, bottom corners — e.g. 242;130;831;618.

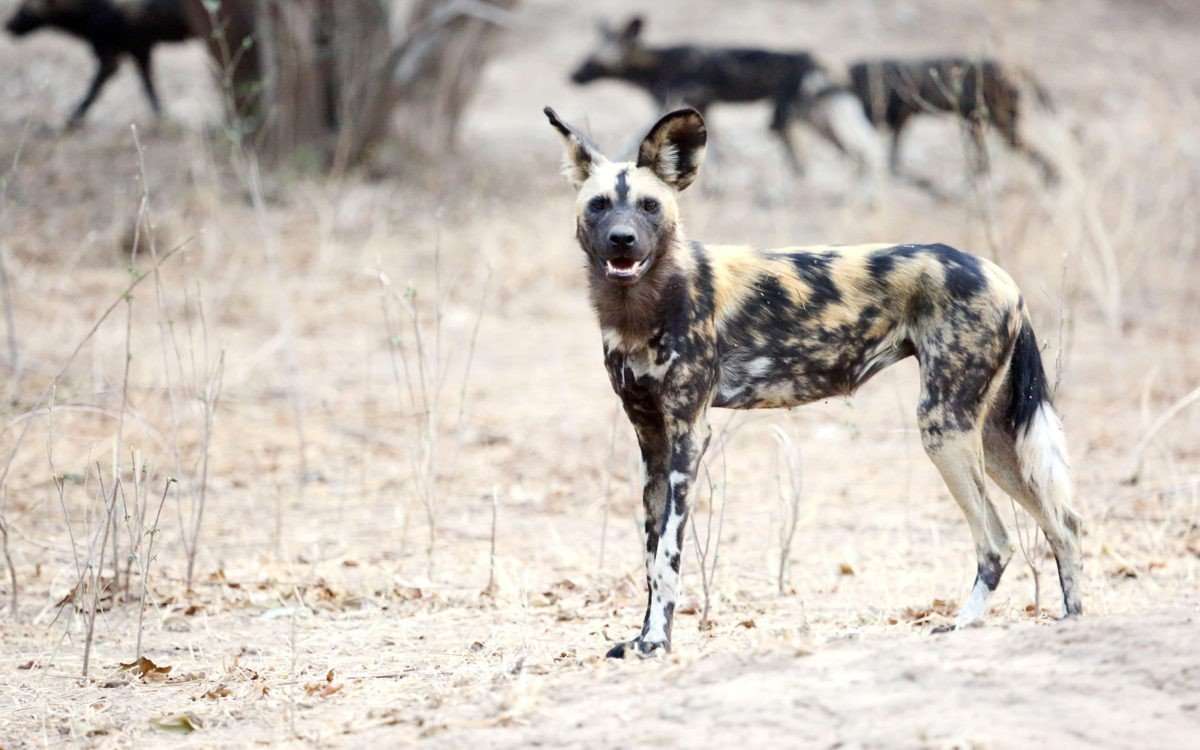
606;259;644;276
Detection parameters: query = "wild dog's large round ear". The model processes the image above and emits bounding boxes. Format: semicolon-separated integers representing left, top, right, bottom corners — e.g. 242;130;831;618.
619;15;644;42
637;108;707;191
544;106;607;188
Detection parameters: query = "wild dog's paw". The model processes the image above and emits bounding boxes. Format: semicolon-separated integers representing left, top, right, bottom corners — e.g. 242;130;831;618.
605;637;668;659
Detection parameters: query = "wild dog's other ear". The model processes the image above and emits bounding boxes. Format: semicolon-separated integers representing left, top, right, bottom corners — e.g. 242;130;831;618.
544;106;607;188
620;15;643;42
637;108;707;191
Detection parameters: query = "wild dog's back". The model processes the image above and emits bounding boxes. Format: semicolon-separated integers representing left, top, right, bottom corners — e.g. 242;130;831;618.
706;242;1023;409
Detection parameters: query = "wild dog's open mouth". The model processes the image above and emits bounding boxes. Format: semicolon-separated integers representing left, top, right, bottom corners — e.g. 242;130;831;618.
604;256;649;282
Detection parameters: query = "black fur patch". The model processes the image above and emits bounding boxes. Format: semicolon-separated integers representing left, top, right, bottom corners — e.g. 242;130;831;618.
789;252;842;309
1006;316;1051;435
926;243;986;299
977;551;1007;591
615;168;630;205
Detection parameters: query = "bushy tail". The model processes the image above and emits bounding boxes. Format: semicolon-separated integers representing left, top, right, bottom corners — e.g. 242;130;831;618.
1007;317;1074;521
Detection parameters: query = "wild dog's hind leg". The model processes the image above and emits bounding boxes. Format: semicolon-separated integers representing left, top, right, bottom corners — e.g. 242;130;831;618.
983;410;1083;617
918;337;1014;631
922;426;1013;631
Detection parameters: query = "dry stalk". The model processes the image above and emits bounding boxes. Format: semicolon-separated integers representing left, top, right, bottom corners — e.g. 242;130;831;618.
455;264;492;430
1125;384;1200;485
770;425;803;595
486;487;499;595
688;415;737;630
245;156;310;505
106;281;136;599
597;405;620;571
81;472;120;682
130;130;227;592
136;478;175;661
377;254;489;580
1008;498;1043;616
0;119;30;382
687;463;718;630
0;491;16;618
1077;164;1124;331
184;348;225;591
120;453;143;601
410;287;439;580
0;240;188;629
136;127;189;525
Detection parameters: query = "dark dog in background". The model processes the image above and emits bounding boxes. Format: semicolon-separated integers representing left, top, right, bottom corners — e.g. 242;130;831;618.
569;15;824;174
5;0;194;126
840;57;1059;184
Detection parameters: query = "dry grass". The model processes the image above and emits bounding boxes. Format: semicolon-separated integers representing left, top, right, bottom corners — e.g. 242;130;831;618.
0;0;1198;746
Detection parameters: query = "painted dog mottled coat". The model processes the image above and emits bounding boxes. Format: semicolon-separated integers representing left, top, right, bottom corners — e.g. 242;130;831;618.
545;105;1082;657
5;0;194;126
570;16;822;173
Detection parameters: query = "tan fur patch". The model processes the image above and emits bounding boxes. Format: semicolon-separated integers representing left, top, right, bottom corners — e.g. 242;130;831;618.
706;245;765;327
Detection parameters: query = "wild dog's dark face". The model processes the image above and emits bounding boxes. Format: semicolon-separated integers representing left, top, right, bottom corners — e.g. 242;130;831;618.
570;15;644;84
544;106;706;286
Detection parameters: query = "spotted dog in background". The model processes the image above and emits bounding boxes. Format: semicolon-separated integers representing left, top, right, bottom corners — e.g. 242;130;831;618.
544;105;1082;657
835;57;1060;184
569;15;824;174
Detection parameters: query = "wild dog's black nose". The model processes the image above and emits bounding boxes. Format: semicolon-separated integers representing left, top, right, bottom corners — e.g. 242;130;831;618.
608;227;636;248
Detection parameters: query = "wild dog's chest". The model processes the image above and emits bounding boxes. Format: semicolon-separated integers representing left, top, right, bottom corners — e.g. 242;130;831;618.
603;332;681;397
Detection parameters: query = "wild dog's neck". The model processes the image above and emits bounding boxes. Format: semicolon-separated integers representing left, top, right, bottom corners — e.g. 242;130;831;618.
589;232;692;347
51;8;96;38
614;48;673;89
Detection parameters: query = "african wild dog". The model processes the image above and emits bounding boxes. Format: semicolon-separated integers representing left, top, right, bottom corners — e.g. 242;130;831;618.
569;15;824;174
828;57;1059;184
544;105;1082;657
5;0;194;126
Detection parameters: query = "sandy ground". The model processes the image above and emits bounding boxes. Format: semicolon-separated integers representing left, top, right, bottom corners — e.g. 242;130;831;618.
0;0;1198;747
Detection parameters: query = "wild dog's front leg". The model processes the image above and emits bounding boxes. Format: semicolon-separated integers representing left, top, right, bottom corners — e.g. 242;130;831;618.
606;411;668;659
608;418;709;658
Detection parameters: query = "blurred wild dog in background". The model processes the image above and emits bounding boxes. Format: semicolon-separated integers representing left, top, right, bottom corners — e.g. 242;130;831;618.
569;15;826;174
832;57;1060;184
544;104;1081;658
5;0;195;126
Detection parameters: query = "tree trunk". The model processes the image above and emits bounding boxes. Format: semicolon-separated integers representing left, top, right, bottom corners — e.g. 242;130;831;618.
186;0;517;170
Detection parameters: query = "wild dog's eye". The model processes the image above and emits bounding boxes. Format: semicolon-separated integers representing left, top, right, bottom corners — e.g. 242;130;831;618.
639;197;660;213
587;196;611;214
